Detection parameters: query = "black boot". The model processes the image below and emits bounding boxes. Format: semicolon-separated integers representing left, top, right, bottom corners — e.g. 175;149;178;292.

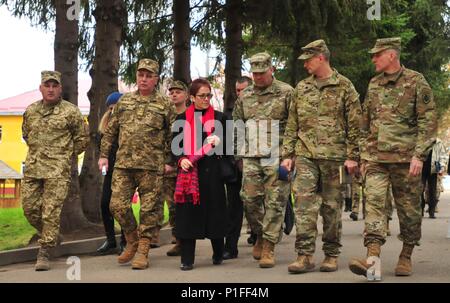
344;198;352;212
96;238;117;255
247;232;257;245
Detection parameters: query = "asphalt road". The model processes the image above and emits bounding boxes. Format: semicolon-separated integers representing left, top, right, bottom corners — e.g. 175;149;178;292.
1;192;449;283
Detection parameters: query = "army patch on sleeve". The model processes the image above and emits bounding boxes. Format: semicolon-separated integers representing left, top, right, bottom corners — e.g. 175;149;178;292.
423;94;431;104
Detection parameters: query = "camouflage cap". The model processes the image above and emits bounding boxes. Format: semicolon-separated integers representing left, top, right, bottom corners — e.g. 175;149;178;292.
298;39;330;60
369;37;401;54
249;52;272;73
168;79;188;92
41;70;61;84
137;58;159;74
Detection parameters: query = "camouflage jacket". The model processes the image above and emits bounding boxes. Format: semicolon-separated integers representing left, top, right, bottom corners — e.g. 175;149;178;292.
360;67;437;163
232;79;293;158
100;90;176;172
282;70;361;161
22;99;88;179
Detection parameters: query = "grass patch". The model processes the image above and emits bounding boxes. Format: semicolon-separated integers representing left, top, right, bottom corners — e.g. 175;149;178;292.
0;208;35;251
0;201;170;251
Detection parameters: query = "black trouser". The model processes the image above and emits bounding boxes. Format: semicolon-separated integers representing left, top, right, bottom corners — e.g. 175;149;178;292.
421;173;438;215
421;153;438;215
224;171;243;254
101;172;125;244
180;238;224;265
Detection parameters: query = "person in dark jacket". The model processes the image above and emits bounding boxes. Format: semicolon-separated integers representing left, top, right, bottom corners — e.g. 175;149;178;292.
172;78;227;271
96;92;127;255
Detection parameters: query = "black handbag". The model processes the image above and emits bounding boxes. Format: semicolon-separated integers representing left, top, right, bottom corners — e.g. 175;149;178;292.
219;157;238;184
284;195;295;235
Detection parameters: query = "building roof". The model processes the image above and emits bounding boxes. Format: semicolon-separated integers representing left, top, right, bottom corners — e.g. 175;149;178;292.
0;160;22;179
0;78;135;116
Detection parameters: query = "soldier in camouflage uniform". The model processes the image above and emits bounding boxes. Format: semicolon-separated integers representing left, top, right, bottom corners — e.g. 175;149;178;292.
233;52;293;268
281;40;362;274
349;38;437;279
163;79;188;257
21;71;89;271
99;59;176;270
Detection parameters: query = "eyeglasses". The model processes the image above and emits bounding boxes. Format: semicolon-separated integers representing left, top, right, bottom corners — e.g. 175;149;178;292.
196;93;213;99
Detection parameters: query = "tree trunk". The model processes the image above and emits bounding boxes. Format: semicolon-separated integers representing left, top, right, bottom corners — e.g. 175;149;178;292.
54;0;91;233
173;0;191;84
79;0;126;223
224;0;243;112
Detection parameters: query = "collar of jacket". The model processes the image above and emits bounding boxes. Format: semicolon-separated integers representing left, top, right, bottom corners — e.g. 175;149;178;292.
379;66;405;86
304;68;340;89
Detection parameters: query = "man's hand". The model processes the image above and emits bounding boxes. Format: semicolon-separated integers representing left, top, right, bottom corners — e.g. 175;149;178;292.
180;159;193;172
344;160;359;176
165;164;176;175
409;156;423;177
281;159;293;172
206;135;221;146
98;158;109;173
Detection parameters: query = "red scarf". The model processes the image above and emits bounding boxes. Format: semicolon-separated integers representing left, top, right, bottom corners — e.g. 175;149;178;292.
174;105;215;205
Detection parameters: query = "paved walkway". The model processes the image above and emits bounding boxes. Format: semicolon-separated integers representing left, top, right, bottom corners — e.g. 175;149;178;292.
1;192;449;283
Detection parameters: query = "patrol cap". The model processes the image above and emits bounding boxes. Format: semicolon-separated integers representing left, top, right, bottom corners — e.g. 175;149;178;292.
249;52;272;73
168;79;188;92
298;39;330;60
369;37;401;54
137;58;159;74
41;70;62;84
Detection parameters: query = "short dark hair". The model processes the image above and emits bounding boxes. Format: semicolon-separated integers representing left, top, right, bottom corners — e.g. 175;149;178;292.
236;76;253;86
189;78;212;96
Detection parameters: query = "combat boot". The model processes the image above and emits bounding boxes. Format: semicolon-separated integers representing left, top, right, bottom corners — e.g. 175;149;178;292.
166;239;181;257
131;238;151;269
348;242;381;278
288;255;315;274
259;239;275;268
252;236;263;260
117;230;139;264
394;243;414;276
320;255;338;272
35;247;50;271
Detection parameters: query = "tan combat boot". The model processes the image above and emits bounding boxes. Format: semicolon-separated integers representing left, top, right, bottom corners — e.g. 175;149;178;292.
117;230;139;264
35;247;50;271
394;243;414;276
131;238;151;269
259;239;275;268
252;236;263;260
288;255;315;274
348;242;381;277
320;255;338;272
166;239;181;257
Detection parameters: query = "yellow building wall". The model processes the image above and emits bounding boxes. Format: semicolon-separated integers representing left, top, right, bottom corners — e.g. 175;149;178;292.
0;115;27;174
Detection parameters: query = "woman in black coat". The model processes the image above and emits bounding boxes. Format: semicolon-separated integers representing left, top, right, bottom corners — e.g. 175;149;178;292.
172;78;228;270
96;92;126;255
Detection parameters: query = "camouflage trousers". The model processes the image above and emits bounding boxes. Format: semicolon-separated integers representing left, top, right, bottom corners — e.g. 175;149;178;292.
21;177;70;248
293;157;344;257
364;162;422;247
157;176;177;236
110;168;163;239
241;158;290;244
352;178;393;220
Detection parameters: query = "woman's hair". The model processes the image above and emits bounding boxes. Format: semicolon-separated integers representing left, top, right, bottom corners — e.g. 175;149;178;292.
189;78;211;97
98;107;113;134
